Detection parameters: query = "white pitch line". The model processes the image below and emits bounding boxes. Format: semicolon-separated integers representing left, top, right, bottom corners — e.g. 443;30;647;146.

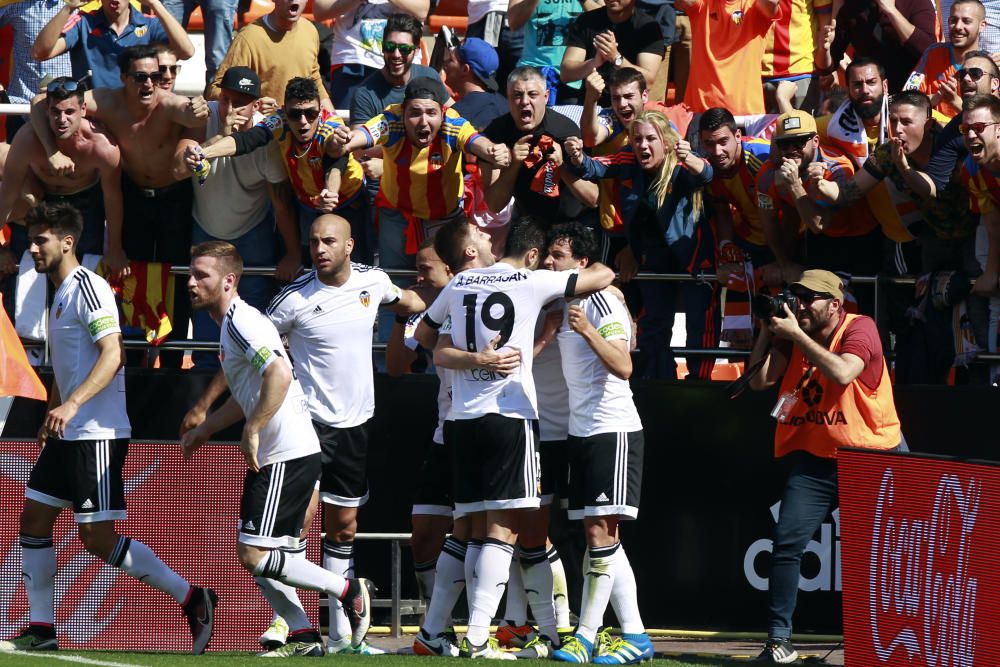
4;652;145;667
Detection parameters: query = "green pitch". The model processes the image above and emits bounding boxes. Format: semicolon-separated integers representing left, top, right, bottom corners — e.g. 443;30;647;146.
0;651;755;666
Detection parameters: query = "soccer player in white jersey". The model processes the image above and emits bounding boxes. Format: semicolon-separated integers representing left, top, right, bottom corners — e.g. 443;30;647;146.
0;203;216;655
385;241;458;629
184;214;426;654
179;240;375;657
415;218;615;659
543;223;653;665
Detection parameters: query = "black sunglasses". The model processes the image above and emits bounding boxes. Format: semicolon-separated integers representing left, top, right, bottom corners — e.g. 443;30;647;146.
383;40;417;55
46;77;82;94
127;70;163;84
159;64;181;75
959;67;987;82
775;133;815;149
286;107;320;122
790;290;834;302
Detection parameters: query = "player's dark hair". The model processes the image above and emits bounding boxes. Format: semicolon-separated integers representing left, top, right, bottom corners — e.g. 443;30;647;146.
846;56;887;83
25;202;84;246
504;219;546;259
698;107;738;135
889;90;932;119
608;67;646;93
384;13;423;44
284;77;320;106
434;217;475;273
548;222;597;263
119;44;160;75
192;240;244;278
46;77;84;105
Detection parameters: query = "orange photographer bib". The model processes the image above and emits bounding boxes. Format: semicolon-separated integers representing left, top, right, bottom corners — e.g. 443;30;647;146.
774;314;901;459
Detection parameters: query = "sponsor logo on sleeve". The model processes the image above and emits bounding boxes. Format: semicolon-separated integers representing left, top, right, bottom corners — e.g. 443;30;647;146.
598;321;626;339
251;346;273;371
88;316;117;337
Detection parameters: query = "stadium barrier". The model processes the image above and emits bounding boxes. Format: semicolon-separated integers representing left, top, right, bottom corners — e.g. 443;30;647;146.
2;371;995;650
839;448;1000;666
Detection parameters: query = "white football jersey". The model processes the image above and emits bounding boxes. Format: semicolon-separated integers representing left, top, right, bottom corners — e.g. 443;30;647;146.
48;266;129;440
558;291;642;436
403;311;452;444
534;307;569;441
424;263;576;421
220;297;320;467
267;265;401;428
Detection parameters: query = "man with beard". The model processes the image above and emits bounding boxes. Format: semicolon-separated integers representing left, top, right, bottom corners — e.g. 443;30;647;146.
183;215;425;654
747;269;905;664
0;78;124;273
208;0;331;112
818;58;890;166
29;44;210;367
961;96;1000;299
482;66;596;225
755;110;881;282
0;203;217;655
334;76;511;272
188;77;364;266
180;237;377;657
920;51;1000;221
904;0;986;118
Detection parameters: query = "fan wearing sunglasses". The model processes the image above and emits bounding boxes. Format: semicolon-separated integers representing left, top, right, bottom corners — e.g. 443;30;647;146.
903;0;986;119
0;77;126;279
29;44;210;368
154;44;182;92
190;77;364;264
961;94;1000;297
755;110;881;285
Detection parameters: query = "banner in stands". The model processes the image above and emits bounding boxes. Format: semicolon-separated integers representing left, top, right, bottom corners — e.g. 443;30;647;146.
839;449;1000;667
0;440;320;652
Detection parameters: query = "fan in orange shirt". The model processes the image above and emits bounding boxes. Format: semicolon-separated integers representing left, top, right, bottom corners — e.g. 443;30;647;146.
677;0;782;114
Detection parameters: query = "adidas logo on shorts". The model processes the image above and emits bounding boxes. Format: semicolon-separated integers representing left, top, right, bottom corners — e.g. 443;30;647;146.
244;520;256;531
81;499;95;510
595;492;609;503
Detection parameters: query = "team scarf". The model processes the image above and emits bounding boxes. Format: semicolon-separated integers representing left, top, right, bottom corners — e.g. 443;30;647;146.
825;97;889;165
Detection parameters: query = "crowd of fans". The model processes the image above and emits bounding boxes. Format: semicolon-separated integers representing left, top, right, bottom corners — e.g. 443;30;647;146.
0;0;996;385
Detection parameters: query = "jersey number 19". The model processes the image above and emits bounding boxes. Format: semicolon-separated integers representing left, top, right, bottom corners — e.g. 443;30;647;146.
462;293;515;352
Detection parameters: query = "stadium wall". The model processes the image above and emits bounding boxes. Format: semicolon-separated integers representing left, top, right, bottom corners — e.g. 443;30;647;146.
0;371;993;643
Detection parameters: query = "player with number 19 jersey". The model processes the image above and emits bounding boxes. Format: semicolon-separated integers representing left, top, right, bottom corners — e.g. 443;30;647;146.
422;263;578;421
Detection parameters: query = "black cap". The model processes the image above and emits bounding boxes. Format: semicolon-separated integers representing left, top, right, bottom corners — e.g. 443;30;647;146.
220;66;261;99
403;76;449;106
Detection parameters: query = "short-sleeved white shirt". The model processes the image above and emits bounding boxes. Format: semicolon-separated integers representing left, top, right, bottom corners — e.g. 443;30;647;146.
220;297;319;467
49;266;129;441
266;265;401;428
558;291;642;436
423;263;575;421
403;311;452;444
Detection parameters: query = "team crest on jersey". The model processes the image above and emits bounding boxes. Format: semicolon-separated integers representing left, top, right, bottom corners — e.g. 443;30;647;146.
730;9;744;23
135;25;148;37
55;302;64;319
429;152;444;171
359;290;371;307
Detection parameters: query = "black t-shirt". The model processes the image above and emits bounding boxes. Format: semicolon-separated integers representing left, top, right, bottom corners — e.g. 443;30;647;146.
483;108;583;223
566;8;665;83
925;114;964;194
452;91;508;131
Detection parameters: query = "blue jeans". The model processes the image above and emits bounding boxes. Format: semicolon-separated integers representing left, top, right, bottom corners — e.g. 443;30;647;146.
190;216;277;368
767;443;909;639
163;0;237;83
637;232;719;380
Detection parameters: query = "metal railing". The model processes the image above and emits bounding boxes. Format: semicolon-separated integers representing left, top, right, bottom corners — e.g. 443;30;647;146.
19;267;1000;363
353;532;422;638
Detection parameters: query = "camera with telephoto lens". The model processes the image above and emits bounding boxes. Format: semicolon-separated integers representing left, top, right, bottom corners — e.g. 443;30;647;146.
752;289;800;319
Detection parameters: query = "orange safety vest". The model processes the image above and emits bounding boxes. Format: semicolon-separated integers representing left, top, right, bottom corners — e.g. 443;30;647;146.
774;313;901;459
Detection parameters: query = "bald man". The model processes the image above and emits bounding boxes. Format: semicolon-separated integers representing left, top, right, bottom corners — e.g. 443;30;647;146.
181;214;429;653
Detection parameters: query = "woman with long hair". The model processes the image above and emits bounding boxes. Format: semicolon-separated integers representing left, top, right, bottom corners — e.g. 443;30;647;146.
565;109;720;380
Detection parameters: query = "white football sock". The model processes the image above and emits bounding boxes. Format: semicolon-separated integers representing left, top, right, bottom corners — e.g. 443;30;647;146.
610;545;645;635
466;539;513;646
577;543;619;644
20;535;56;627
